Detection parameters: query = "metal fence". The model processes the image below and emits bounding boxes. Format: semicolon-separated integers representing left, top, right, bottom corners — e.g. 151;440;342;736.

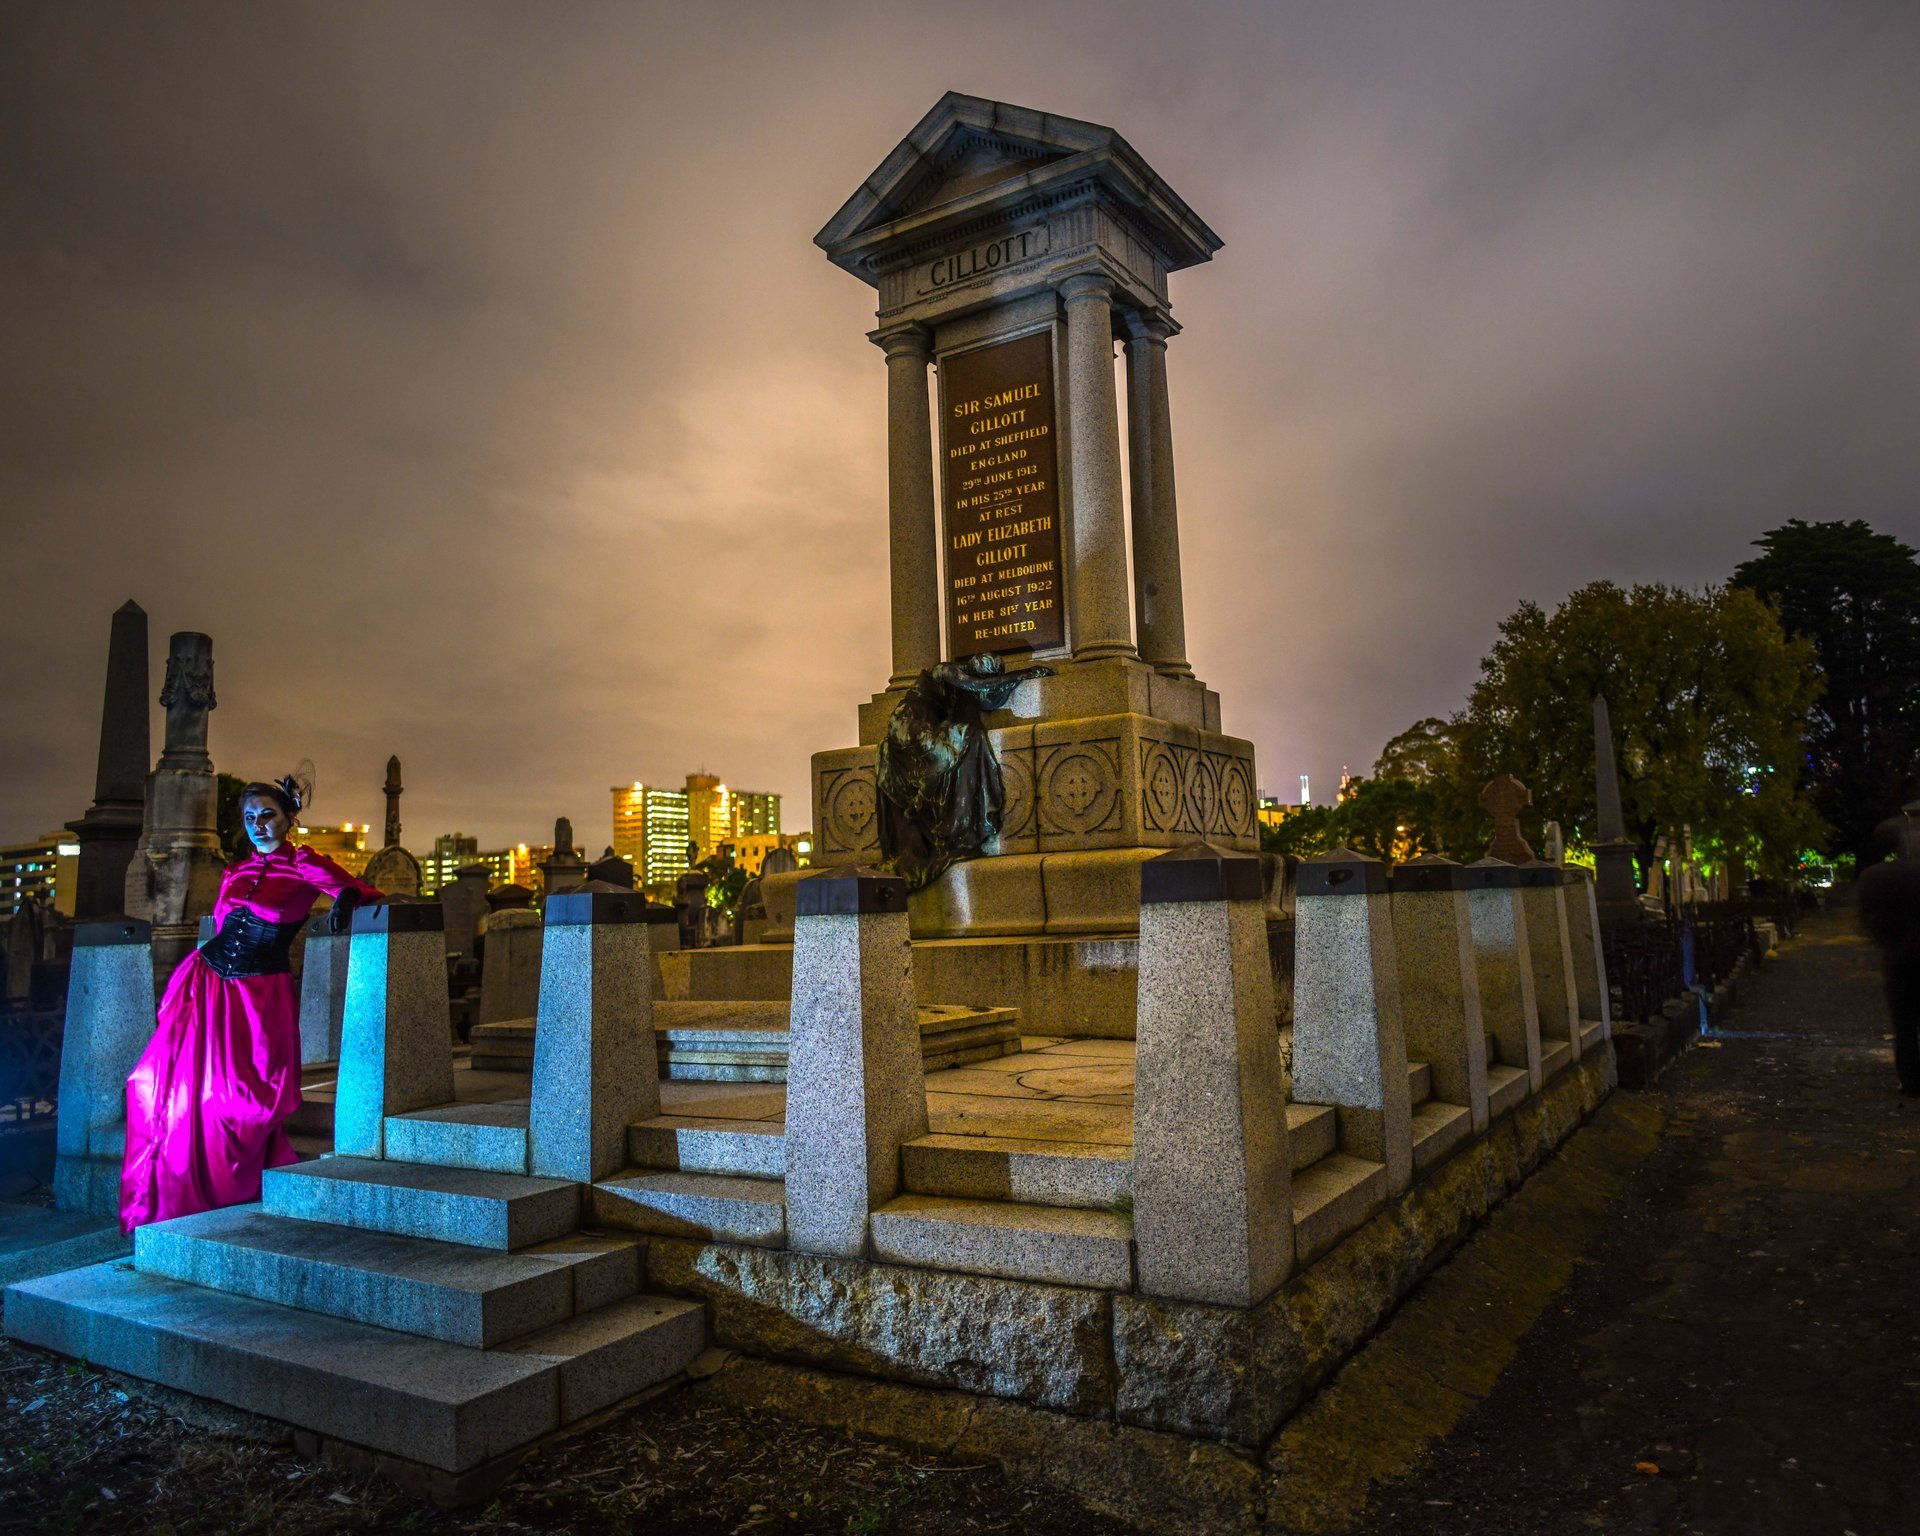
0;1000;63;1124
1602;896;1796;1027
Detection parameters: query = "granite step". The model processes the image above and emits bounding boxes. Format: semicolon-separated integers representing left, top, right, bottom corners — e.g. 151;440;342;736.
591;1170;787;1248
1410;1100;1473;1178
1540;1039;1574;1081
1407;1059;1433;1108
870;1194;1133;1290
1285;1102;1338;1172
626;1116;786;1178
1290;1152;1387;1265
263;1157;580;1252
1486;1063;1531;1119
385;1100;531;1176
134;1205;639;1348
2;1261;704;1473
900;1133;1130;1209
1578;1017;1606;1054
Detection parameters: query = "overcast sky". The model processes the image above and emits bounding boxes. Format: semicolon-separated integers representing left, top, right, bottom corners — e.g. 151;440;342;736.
3;0;1917;850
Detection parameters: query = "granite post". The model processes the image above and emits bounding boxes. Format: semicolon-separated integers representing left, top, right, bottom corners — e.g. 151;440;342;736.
1463;860;1543;1092
1591;694;1642;925
1388;855;1491;1134
1291;848;1414;1197
784;870;926;1258
52;918;155;1216
126;632;223;986
296;915;351;1065
1518;864;1583;1064
528;886;667;1183
65;601;149;921
476;907;543;1025
333;903;454;1159
1564;868;1613;1042
1132;843;1292;1305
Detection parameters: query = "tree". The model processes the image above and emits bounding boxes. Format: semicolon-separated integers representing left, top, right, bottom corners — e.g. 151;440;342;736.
1732;519;1920;865
1373;718;1459;785
1258;777;1446;863
1447;582;1823;885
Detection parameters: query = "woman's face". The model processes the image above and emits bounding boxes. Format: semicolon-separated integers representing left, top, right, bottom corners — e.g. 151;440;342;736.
241;795;291;854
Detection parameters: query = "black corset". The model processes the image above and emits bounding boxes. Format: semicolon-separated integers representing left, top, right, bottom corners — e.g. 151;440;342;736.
199;908;305;980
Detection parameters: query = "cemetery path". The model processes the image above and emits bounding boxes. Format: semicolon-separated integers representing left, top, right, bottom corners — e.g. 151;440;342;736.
1309;897;1920;1536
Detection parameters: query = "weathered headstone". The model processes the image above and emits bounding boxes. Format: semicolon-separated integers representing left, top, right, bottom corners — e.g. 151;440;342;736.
783;870;926;1257
440;863;492;958
1479;774;1535;864
1388;856;1490;1134
476;906;543;1025
334;903;454;1159
65;600;150;921
52;918;156;1216
528;886;665;1183
540;816;586;899
1292;848;1413;1196
1132;843;1293;1305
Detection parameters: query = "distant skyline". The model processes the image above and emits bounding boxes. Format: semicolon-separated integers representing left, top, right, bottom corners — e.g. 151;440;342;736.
4;1;1918;848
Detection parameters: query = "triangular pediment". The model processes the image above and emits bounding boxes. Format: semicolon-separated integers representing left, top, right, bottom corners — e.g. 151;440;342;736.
894;128;1071;217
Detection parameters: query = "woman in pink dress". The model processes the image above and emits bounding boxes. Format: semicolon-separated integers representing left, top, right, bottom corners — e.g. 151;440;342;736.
120;773;382;1234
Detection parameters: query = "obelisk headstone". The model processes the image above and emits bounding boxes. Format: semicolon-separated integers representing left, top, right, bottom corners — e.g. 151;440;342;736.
125;632;223;985
1590;695;1641;925
361;755;421;897
66;601;150;920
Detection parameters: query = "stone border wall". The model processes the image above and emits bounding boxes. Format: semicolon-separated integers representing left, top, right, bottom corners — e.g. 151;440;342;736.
646;1048;1614;1449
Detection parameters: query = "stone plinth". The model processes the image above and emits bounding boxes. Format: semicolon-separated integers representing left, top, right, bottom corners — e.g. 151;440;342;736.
477;908;543;1025
1291;850;1413;1196
528;889;666;1183
784;871;927;1259
53;918;156;1217
1132;844;1292;1306
334;904;455;1159
1388;857;1491;1134
1565;870;1612;1038
1464;861;1543;1093
1517;865;1582;1062
296;917;351;1066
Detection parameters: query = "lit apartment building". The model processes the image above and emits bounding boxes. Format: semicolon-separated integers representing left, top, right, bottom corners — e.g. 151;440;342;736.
291;822;372;877
612;775;782;888
0;833;78;916
417;833;515;896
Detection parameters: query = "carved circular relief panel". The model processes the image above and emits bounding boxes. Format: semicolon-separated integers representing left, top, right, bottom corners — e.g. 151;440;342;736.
1184;752;1220;834
1041;749;1118;835
999;747;1035;844
1143;746;1183;832
825;773;878;853
1220;757;1255;837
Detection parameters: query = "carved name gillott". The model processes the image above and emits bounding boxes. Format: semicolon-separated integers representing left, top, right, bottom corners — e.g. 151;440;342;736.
917;225;1049;295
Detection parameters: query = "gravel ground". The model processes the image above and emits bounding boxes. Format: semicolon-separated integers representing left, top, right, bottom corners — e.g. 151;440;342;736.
1346;897;1920;1536
0;1337;1135;1535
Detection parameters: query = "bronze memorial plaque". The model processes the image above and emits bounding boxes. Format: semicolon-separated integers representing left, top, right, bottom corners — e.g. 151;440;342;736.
940;330;1065;656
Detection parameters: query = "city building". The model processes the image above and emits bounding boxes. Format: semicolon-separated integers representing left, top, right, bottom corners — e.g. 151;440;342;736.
611;775;782;889
417;833;515;896
292;822;371;877
732;831;815;875
0;833;78;916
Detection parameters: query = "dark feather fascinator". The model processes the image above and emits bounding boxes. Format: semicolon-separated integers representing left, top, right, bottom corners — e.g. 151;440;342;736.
278;760;317;818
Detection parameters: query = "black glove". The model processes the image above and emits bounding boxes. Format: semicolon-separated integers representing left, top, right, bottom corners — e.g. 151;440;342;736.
326;887;364;934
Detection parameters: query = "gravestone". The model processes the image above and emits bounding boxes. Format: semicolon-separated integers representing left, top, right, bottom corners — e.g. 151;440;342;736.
476;906;542;1025
360;755;421;897
65;600;150;920
1479;774;1535;864
52;918;156;1216
440;863;493;958
540;816;586;898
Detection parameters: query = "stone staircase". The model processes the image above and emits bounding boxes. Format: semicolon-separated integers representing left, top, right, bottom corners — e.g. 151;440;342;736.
587;1056;1495;1290
3;1146;705;1483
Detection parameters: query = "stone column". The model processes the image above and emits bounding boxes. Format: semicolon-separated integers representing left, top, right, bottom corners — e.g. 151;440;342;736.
1292;849;1414;1197
52;918;155;1216
877;325;941;685
1463;861;1543;1093
529;887;665;1183
1590;694;1642;926
66;600;149;921
1388;856;1491;1135
784;869;926;1258
1123;314;1191;678
1518;865;1582;1064
297;914;351;1065
1133;843;1293;1305
1060;272;1136;662
334;903;455;1159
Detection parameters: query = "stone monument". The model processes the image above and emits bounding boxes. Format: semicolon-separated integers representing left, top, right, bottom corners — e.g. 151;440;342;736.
124;632;224;983
1479;774;1535;865
1590;694;1641;925
763;93;1257;1027
65;600;150;920
360;755;422;897
540;817;587;899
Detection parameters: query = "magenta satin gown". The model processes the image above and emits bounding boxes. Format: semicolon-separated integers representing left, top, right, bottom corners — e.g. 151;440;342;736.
119;843;382;1234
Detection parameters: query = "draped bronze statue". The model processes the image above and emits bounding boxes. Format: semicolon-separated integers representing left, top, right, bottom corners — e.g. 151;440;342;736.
876;654;1054;891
